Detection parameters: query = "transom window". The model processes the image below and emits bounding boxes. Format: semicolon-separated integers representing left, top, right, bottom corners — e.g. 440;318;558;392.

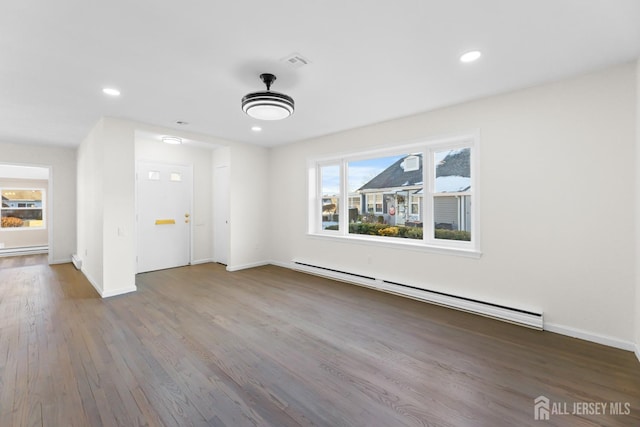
309;134;479;255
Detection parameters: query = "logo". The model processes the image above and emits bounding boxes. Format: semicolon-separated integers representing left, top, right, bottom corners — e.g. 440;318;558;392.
534;396;550;421
533;395;631;421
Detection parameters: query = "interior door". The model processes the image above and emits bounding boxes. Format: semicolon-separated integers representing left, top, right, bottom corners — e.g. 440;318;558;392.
213;165;229;265
137;162;192;273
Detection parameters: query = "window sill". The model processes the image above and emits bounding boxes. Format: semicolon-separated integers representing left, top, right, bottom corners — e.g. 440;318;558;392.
306;232;482;259
0;227;46;232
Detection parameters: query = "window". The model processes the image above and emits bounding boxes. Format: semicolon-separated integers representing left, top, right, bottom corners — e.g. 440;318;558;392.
432;148;472;241
410;194;421;216
348;195;361;212
309;134;478;255
1;189;45;229
347;194;361;219
365;193;384;214
320;164;340;231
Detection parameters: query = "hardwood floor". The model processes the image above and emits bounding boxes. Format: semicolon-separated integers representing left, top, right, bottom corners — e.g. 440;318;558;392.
0;254;48;269
0;260;638;426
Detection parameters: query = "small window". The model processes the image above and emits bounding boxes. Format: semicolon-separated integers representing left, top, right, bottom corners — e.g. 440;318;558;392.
148;171;160;180
1;189;45;229
170;172;182;182
320;164;340;231
433;148;472;242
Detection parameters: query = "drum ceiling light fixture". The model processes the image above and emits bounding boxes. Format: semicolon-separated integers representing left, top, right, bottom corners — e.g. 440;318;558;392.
241;73;294;120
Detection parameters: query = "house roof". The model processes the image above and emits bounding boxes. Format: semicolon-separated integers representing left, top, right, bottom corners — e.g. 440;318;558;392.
436;149;470;178
358;155;423;191
358;150;471;192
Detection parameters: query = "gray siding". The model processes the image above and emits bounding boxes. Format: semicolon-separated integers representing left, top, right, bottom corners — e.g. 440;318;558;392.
434;196;458;229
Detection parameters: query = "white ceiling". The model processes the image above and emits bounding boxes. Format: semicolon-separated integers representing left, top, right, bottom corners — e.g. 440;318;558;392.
1;1;639;148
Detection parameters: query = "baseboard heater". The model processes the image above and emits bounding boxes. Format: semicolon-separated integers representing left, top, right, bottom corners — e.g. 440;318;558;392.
71;254;82;270
0;245;48;257
293;261;543;330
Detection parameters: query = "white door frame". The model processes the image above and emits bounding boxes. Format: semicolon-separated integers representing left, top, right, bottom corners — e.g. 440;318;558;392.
135;160;194;273
0;162;52;263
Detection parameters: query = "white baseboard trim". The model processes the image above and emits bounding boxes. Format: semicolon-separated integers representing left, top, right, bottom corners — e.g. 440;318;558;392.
50;258;71;265
269;260;294;269
81;268;103;296
81;267;135;298
191;258;213;265
290;260;543;330
266;259;640;356
226;261;270;272
544;323;636;352
101;286;137;298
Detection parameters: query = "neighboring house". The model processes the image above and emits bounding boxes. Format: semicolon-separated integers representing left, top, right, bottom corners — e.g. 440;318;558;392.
356;150;471;231
1;191;44;228
321;196;338;226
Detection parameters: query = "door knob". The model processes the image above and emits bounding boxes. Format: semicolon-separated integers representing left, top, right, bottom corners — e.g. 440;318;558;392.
185;213;190;218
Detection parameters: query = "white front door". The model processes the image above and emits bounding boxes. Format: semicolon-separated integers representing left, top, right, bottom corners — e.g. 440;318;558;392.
136;162;192;273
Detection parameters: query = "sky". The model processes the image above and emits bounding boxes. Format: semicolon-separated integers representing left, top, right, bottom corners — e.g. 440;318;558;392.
322;149;472;196
322;155;403;196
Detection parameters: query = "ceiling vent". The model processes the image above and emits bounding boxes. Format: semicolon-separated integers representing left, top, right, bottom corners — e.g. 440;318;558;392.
281;52;311;69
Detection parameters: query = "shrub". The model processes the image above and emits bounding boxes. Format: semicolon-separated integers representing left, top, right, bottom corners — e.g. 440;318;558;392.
326;222;467;241
405;227;423;239
378;226;399;236
1;217;23;228
434;229;471;241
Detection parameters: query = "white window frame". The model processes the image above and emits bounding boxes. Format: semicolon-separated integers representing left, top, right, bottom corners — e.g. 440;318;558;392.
365;193;383;215
409;193;421;217
316;161;343;233
0;187;46;230
307;132;480;258
348;195;361;213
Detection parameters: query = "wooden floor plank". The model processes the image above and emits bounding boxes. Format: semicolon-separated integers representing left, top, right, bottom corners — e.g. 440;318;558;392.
0;256;639;426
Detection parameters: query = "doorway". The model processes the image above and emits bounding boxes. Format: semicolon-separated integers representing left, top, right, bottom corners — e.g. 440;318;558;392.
0;164;50;259
136;161;193;273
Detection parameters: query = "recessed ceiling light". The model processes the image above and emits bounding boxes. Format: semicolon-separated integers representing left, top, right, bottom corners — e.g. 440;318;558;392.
251;126;262;132
102;87;121;96
162;136;182;145
460;50;482;63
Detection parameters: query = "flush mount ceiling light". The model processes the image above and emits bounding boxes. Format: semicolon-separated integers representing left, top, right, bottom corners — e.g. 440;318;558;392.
162;136;182;145
460;50;482;63
242;73;294;120
102;87;121;96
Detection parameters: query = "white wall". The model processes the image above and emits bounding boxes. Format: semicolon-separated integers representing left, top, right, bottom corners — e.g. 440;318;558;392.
227;143;270;270
269;62;637;349
212;146;230;264
0;142;76;263
77;117;136;296
635;59;640;361
135;135;214;264
78;117;268;295
0;178;48;248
